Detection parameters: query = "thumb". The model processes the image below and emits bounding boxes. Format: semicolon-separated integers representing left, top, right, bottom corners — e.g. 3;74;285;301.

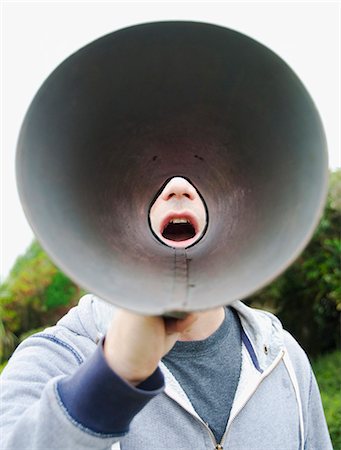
164;313;198;335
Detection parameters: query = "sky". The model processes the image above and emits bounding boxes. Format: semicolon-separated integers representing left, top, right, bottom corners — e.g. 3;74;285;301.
1;1;340;282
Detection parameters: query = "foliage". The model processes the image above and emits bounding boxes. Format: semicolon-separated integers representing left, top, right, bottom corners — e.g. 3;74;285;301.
246;170;341;356
0;360;7;374
0;318;17;362
0;241;81;362
44;272;78;309
312;351;341;449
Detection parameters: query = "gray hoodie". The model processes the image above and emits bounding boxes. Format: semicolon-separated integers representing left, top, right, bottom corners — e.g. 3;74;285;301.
0;295;332;450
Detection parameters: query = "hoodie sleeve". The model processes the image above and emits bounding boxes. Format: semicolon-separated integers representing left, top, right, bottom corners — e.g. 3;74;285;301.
283;331;333;450
0;333;164;450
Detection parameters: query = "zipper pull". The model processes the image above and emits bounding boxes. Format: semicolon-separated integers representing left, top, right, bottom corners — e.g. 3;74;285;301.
215;445;223;450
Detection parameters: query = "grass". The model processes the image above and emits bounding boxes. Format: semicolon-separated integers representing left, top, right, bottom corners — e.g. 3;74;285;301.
312;350;341;449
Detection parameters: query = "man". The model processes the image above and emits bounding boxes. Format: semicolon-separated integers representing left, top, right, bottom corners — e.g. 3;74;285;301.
0;176;332;449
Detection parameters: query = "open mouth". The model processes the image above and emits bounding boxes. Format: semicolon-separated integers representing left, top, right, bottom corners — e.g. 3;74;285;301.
162;217;196;242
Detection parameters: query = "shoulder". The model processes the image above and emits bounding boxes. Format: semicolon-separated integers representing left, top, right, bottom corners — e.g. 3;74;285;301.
56;294;100;340
43;294;100;358
282;330;312;378
4;295;99;376
282;330;314;415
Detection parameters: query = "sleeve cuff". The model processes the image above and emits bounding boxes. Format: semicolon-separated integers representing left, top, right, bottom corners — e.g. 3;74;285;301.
57;338;165;435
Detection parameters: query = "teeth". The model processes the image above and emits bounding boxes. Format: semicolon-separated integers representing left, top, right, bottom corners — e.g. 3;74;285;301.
170;218;189;224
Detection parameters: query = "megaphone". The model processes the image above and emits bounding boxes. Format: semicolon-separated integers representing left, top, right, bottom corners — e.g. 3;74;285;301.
16;21;328;315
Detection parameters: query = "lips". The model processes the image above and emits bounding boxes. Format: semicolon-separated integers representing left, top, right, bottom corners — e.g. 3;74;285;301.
161;213;198;243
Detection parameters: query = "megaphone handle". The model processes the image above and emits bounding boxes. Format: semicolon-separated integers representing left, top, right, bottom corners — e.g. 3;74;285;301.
163;311;189;319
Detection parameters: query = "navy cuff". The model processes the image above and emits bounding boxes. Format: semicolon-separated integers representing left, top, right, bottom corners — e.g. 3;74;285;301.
57;338;165;434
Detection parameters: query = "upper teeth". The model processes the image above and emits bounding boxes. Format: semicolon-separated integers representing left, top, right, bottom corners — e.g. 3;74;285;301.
170;218;189;224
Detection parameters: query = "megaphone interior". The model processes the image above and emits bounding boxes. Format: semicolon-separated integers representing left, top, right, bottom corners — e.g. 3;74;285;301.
16;21;328;315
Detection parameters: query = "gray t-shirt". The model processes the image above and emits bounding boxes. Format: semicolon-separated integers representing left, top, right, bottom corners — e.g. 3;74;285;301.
162;307;242;443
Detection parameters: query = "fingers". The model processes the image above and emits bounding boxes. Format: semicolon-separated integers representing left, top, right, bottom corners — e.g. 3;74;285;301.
164;313;198;335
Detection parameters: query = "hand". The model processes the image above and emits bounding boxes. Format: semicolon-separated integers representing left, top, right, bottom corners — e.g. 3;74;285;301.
103;309;197;386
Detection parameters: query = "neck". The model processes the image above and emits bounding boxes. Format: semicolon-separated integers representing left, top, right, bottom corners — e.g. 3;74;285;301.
178;306;225;341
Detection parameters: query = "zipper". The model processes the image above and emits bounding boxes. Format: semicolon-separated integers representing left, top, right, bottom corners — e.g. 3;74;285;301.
162;368;221;448
219;349;285;447
181;413;221;449
163;349;285;449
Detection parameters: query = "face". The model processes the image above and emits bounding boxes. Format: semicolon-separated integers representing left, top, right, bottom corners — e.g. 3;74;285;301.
149;177;207;248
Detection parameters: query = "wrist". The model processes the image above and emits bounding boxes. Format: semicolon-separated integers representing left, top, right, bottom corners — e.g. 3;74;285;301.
103;338;153;386
57;339;165;435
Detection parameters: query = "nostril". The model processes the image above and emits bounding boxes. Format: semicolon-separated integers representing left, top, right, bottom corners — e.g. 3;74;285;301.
165;193;176;200
163;190;195;201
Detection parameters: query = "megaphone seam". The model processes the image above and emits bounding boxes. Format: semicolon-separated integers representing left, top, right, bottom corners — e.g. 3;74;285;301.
171;249;190;310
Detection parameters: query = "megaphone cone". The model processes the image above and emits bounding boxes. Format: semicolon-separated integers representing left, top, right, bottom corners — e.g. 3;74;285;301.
16;21;328;314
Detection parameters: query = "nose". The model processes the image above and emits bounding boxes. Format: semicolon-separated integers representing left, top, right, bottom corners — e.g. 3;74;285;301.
162;177;196;201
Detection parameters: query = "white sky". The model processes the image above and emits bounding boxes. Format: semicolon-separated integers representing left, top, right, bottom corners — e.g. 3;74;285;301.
1;1;340;282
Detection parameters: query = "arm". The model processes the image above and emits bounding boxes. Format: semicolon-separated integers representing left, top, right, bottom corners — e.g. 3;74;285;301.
304;369;333;450
0;333;163;450
0;309;194;450
283;331;333;450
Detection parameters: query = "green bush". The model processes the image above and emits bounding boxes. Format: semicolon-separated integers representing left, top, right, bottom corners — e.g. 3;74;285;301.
45;272;78;309
0;241;82;362
0;360;7;373
312;351;341;449
246;170;341;356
